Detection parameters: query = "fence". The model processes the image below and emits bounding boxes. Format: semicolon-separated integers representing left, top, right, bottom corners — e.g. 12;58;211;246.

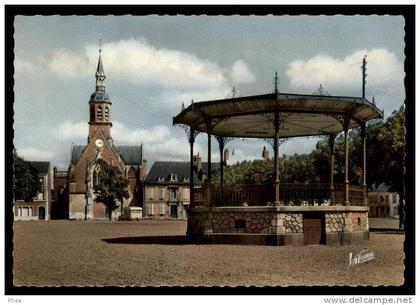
193;183;365;206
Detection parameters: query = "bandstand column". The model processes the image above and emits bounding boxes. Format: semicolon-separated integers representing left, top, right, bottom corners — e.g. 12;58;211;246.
328;133;336;204
189;128;196;208
273;112;280;206
361;123;367;205
207;131;212;206
217;136;225;202
343;117;350;206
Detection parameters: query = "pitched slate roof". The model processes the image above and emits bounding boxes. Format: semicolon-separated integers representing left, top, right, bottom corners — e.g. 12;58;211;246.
28;161;50;175
145;161;199;184
145;161;220;184
201;162;220;176
70;144;142;166
115;145;142;166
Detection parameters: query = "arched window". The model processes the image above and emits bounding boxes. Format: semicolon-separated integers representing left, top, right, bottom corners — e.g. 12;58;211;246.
93;170;101;189
96;106;102;120
105;106;109;121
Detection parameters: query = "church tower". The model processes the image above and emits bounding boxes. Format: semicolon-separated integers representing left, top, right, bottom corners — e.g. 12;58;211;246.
88;48;112;143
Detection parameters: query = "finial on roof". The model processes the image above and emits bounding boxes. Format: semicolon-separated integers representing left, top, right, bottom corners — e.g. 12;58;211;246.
181;102;185;111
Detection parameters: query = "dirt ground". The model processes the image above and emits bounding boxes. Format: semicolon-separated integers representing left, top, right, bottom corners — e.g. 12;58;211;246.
369;217;400;229
13;220;405;287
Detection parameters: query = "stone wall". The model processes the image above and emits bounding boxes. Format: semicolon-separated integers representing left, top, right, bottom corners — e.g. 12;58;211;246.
187;206;369;246
325;212;346;233
350;212;369;232
325;211;369;233
283;213;303;233
211;211;273;234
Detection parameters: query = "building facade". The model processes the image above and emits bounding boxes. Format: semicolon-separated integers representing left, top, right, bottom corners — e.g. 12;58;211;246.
66;49;145;220
367;183;399;218
14;161;53;221
143;155;218;219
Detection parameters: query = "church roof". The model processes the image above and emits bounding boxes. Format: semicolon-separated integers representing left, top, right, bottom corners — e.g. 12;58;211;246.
97;51;105;75
115;145;142;166
90;91;110;102
70;144;142;166
28;161;50;175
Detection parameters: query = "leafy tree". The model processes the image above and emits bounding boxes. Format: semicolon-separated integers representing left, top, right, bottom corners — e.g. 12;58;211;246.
94;159;129;220
364;107;405;227
13;151;42;202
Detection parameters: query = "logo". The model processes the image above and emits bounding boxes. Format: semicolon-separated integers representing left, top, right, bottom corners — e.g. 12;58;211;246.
349;249;375;266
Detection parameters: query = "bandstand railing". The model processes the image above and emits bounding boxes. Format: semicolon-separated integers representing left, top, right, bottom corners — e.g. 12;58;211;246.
193;183;365;207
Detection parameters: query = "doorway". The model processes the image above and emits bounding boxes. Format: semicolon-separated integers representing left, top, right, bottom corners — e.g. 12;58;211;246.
38;206;45;220
303;212;326;245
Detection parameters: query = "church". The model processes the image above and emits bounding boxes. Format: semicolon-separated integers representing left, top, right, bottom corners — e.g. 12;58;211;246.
66;49;146;220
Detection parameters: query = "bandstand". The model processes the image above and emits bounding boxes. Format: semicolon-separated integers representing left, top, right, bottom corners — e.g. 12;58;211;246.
173;79;383;246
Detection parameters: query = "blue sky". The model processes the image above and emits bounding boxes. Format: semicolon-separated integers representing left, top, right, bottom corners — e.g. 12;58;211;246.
13;15;405;169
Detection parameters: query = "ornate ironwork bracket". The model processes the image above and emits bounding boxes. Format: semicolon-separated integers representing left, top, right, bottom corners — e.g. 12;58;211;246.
263;138;288;149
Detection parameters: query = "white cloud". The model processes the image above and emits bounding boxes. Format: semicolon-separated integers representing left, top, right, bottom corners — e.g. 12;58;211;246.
45;39;230;92
48;49;89;78
54;120;88;139
14;56;36;74
286;48;404;96
230;59;256;84
19;147;55;161
112;122;170;145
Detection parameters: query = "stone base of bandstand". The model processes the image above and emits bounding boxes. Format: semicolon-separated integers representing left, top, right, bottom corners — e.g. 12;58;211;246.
187;206;369;246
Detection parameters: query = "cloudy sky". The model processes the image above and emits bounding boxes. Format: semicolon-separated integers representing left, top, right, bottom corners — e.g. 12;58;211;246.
14;15;405;170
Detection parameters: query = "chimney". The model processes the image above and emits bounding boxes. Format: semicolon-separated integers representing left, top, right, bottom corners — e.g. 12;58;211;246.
193;153;202;173
262;146;269;160
140;159;147;180
224;148;229;165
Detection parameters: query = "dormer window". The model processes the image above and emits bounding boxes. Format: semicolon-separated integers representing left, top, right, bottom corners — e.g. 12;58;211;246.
157;176;164;182
183;176;189;182
170;174;177;181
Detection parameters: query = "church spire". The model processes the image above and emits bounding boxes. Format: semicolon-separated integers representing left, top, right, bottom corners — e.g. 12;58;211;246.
95;48;106;92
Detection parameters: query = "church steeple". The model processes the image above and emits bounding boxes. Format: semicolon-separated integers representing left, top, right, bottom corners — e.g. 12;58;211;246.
88;47;112;142
95;48;106;92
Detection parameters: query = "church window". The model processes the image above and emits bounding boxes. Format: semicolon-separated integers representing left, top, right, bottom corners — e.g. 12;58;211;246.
105;106;109;121
97;106;102;120
93;170;101;189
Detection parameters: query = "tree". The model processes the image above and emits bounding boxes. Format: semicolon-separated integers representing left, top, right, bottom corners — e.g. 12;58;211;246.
93;159;129;220
13;151;42;202
363;107;405;228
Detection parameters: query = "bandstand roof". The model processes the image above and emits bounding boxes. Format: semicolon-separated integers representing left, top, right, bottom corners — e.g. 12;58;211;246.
173;92;383;138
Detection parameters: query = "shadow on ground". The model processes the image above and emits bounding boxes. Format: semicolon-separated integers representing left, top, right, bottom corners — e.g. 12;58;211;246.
102;235;203;245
